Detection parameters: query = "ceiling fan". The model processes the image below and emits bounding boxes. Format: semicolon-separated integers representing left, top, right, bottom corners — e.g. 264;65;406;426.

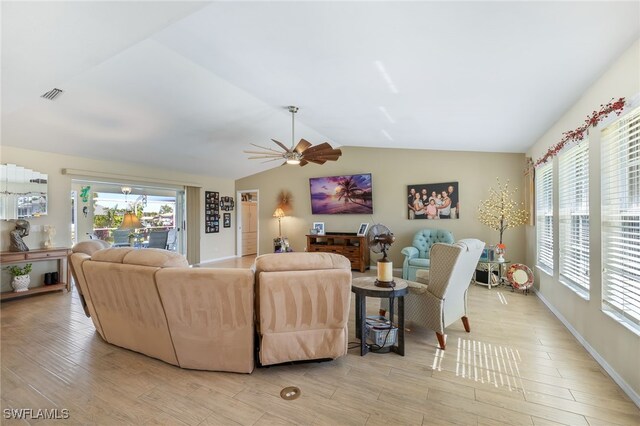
244;106;342;166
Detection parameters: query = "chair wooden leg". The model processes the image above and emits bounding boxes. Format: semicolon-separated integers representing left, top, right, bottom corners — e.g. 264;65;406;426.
462;316;470;332
436;332;446;350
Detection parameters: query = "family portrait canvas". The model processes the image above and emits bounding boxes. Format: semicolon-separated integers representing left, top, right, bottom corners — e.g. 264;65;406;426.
407;182;459;220
309;173;373;214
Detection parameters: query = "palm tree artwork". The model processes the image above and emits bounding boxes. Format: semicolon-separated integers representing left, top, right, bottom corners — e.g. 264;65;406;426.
309;174;373;214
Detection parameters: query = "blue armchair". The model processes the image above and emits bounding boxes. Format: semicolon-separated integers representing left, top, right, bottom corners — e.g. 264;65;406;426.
401;229;455;280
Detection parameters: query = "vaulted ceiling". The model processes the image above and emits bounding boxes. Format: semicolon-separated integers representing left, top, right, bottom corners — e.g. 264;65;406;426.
2;1;639;179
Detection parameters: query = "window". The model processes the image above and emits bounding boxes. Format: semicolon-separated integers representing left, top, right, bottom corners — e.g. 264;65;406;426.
601;106;640;331
536;163;554;272
558;141;590;294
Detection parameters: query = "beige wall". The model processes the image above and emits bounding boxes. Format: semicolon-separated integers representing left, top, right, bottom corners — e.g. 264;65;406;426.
236;146;528;267
526;39;640;401
0;146;236;264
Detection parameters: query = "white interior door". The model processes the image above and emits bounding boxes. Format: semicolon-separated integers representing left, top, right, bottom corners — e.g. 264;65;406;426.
236;190;259;257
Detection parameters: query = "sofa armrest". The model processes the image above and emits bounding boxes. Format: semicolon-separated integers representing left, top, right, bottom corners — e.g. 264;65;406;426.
401;246;419;259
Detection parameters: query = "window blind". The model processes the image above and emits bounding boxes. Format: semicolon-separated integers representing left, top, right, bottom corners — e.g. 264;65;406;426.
536;163;554;271
601;106;640;330
559;141;590;292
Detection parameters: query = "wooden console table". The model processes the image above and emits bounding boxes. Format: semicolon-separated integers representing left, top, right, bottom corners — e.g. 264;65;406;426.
306;233;370;272
1;248;72;301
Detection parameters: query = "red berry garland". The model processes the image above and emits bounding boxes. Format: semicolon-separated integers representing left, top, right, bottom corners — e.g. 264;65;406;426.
534;97;626;168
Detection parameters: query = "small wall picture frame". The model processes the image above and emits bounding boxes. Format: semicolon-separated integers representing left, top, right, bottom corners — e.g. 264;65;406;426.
204;191;220;233
223;213;231;228
313;222;325;235
357;223;369;236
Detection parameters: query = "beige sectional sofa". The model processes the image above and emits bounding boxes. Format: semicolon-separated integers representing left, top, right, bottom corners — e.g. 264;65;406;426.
69;242;352;373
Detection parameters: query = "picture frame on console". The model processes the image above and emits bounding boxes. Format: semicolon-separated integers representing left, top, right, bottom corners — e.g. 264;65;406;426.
313;222;325;235
357;223;369;236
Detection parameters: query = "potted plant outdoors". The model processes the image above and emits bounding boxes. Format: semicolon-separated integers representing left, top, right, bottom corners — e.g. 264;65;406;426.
5;263;33;292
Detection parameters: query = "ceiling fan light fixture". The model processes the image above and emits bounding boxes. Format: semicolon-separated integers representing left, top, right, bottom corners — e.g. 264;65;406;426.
285;152;301;165
244;105;342;167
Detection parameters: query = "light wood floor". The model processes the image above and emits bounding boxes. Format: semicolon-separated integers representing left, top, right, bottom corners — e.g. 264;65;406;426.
2;258;639;425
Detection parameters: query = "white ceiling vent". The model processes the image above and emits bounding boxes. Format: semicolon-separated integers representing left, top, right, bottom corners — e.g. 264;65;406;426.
41;88;63;100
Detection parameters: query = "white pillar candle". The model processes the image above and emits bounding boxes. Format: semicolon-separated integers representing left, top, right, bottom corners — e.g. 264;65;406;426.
377;260;393;282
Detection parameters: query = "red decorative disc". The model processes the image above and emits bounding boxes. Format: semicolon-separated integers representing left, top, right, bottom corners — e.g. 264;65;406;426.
507;264;534;290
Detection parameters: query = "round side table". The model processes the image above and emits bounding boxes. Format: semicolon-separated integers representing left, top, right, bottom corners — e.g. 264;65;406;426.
351;277;408;356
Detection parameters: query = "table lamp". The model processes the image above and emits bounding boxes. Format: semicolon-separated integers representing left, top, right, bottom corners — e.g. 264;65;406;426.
273;207;285;237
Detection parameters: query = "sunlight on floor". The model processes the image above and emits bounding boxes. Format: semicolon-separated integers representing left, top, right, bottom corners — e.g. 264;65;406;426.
432;338;526;393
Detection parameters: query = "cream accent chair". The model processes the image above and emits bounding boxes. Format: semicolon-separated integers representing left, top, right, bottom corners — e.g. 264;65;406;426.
405;238;484;350
253;252;352;366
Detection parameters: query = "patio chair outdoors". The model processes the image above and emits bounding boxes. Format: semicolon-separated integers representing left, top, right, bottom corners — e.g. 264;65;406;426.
112;230;131;247
147;230;169;249
166;228;178;251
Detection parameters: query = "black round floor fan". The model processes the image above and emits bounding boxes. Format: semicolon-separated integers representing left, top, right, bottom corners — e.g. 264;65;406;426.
367;224;396;287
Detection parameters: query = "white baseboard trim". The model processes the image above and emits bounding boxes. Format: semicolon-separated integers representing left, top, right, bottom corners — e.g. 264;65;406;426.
533;288;640;408
196;255;237;265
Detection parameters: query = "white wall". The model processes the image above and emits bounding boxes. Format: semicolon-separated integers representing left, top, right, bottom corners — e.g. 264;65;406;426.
526;39;640;402
0;146;236;264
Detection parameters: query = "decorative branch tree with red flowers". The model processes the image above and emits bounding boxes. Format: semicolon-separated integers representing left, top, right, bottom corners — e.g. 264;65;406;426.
477;179;528;245
534;97;625;167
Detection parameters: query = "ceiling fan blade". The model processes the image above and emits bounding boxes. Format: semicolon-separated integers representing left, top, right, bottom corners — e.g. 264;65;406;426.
244;150;284;155
294;139;312;154
301;145;342;163
249;143;283;154
305;154;341;162
301;142;332;155
248;155;284;159
299;159;309;167
260;157;287;164
271;139;292;153
304;150;342;159
305;158;327;165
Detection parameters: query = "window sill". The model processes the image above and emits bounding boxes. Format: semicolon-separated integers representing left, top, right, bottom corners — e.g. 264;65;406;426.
536;264;553;277
558;278;590;301
602;309;640;337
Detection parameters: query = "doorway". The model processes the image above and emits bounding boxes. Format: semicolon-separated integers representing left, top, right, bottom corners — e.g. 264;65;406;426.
71;180;186;254
236;190;259;257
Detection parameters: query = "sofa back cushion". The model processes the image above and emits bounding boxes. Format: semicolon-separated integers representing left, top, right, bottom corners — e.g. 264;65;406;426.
81;260;178;366
90;247;189;268
412;229;455;258
156;268;255;373
72;240;111;255
254;252;351;272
